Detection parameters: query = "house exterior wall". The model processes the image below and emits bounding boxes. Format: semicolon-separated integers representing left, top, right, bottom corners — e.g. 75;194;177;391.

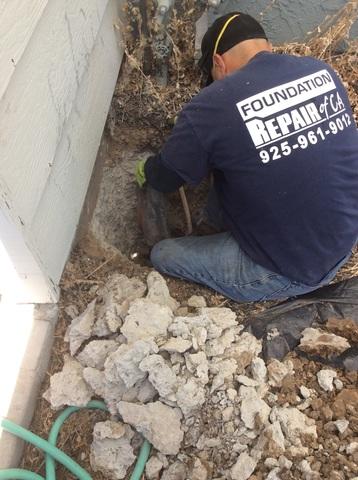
0;0;124;302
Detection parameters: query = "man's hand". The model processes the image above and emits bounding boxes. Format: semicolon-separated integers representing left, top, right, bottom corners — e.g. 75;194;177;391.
135;158;147;188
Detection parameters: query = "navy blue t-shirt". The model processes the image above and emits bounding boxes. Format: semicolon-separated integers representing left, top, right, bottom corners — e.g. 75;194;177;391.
153;52;358;285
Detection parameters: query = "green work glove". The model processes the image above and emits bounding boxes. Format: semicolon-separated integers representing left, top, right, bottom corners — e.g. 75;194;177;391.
135;158;147;188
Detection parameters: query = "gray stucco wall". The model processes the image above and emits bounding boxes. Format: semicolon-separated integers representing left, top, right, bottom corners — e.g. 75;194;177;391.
209;0;358;44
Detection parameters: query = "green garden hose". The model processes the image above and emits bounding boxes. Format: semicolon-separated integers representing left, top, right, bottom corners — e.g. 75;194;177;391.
0;401;151;480
0;470;44;480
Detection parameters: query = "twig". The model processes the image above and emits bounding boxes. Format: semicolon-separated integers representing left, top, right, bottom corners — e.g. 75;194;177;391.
84;254;117;279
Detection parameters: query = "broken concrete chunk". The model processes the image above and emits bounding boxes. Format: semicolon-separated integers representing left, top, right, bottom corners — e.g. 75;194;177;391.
77;339;119;369
270;407;317;445
121;298;173;343
65;300;96;355
160;337;192;353
185;352;209;385
200;307;237;339
317;369;337;392
104;339;158;388
224;332;262;372
187;295;207;308
255;421;285;458
146;271;178;311
137;379;158;403
333;419;349;433
250;357;267;384
90;421;135;479
241;397;271;429
205;328;236;357
267;359;294;387
230;452;258;480
176;378;206;417
91;274;146;337
83;367;127;415
43;356;92;409
161;461;187;480
139;354;177;399
117;401;183;455
191;458;208;480
299;327;350;357
237;375;259;387
145;456;164;479
210;359;238;392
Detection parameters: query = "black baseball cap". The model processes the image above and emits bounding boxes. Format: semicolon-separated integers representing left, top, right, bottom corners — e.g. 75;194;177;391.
198;12;268;85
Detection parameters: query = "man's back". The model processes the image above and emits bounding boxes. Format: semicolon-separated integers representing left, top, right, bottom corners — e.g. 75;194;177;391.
160;52;358;284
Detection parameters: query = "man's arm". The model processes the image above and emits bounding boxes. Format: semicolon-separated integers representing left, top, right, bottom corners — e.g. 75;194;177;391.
142;110;210;192
144;154;185;193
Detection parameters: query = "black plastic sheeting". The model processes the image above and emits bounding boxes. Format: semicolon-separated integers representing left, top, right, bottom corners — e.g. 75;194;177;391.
246;276;358;370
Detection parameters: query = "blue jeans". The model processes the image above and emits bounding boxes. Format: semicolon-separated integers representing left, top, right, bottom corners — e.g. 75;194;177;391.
150;232;350;302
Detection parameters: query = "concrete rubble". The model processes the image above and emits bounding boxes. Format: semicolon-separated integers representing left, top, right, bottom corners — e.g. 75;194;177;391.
90;420;135;479
299;327;350;356
44;271;358;479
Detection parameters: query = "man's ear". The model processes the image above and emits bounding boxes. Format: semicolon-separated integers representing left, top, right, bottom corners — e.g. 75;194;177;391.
212;53;227;79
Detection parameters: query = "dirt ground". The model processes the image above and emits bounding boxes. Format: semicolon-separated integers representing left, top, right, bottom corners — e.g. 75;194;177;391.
21;1;358;479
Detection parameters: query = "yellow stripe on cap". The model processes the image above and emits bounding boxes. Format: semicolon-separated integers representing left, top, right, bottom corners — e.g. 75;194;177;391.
213;14;240;56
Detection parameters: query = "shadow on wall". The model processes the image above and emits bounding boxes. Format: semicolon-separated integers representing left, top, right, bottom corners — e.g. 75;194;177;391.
209;0;358;44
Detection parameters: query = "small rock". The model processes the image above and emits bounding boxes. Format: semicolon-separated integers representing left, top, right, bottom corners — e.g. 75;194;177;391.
237;375;260;387
94;274;146;335
83;367;126;414
121;298;173;343
333;378;343;390
77;340;119;369
230;452;258;480
332;388;358;417
139;354;177;399
145;456;164;479
333;419;349;433
205;329;235;356
210;358;237;392
200;307;237;338
161;461;187;480
255;421;285;458
188;295;207;308
191;458;208;480
278;455;292;470
298;327;350;357
299;386;311;399
346;442;358;454
117;401;183;455
65;300;96;355
146;272;178;311
185;352;209;385
160;337;192;353
317;369;337;392
90;421;135;479
222;406;234;421
241;397;271;429
270;407;317;445
176;378;206;416
104;339;158;388
223;332;262;372
267;359;294;387
43;356;92;409
266;468;281;480
227;388;237;401
250;357;267;384
264;458;279;469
